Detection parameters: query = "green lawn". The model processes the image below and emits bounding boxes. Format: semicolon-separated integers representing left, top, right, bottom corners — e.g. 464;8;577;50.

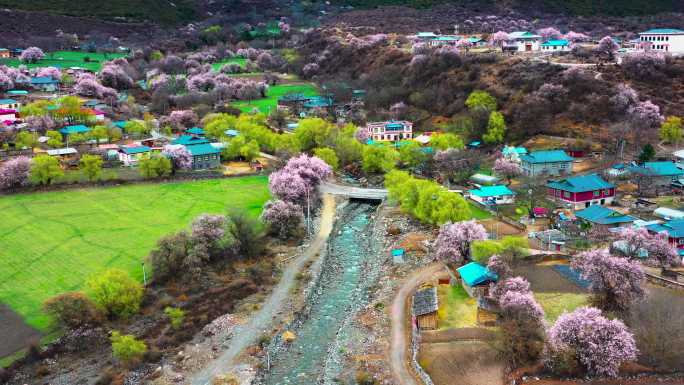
211;57;249;71
468;202;492;220
231;83;319;114
0;51;127;72
437;284;478;329
0;176;270;330
534;292;589;322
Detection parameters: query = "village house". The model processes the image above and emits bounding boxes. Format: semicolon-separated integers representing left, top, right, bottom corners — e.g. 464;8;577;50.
457;262;498;298
629;161;684;187
30;76;60;92
541;39;571;52
501;145;527;162
186;143;222;170
575;205;636;230
118;146;151;166
520;150;574;176
505;31;542;52
0;48;9;58
0;109;18;125
366;121;413;142
637;28;684;54
412;286;438;330
0;99;20;110
646;219;684;249
468;185;516;206
547;173;615;210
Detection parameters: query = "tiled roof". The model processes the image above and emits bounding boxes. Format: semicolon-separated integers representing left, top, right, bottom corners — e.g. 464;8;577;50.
547;173;614;193
575;205;635;225
412;287;438;316
520;150;573;164
469;185;515;197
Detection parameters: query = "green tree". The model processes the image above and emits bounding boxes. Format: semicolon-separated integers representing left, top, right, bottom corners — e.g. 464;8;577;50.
108;126;123;142
239;140;260;162
69;133;87;145
398;141;427;169
139;156;172;179
86;269;143;319
314;147;340;170
660;116;683;145
273;134;302;156
14;131;37;149
223;136;246;160
466;90;497;112
80;154;103;182
294;118;332;151
46;130;63;148
110;331;147;365
164;307;185;329
89;125;109;143
638;143;656;164
430;133;465;151
124;120;149;138
362;145;398;174
30;154;64;185
150;50;164;61
20;100;51;117
483;111;507;144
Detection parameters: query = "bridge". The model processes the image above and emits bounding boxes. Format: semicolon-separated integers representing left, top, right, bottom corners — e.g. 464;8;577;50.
320;181;388;200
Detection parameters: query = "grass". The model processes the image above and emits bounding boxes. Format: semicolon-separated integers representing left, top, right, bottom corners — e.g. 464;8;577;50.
468;202;492;220
230;83;319;114
0;51;127;72
0;176;270;331
437;284;478;329
211;57;250;72
534;292;590;322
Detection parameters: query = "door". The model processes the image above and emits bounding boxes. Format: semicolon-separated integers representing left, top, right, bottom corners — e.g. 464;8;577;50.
526;44;532;51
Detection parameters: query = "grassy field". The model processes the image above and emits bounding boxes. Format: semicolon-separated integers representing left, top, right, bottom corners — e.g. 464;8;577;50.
211;57;249;71
535;292;589;322
437;284;478;329
0;176;270;330
468;202;492;220
231;83;319;114
0;51;127;72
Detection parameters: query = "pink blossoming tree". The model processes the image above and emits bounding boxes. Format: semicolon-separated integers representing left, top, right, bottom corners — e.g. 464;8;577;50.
261;200;304;239
20;47;45;63
162;145;193;174
434;220;488;264
493;157;522;184
0;156;31;190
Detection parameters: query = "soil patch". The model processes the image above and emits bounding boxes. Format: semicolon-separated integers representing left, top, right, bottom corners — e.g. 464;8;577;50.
0;304;41;357
419;340;503;385
513;264;586;294
421;327;496;343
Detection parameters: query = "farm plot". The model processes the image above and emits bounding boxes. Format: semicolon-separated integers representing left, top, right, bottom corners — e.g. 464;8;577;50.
230;83;319;113
0;176;270;332
0;51;126;72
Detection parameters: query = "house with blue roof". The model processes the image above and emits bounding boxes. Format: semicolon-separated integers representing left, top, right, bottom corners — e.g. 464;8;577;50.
186;127;206;136
185;143;222;170
541;39;570;52
646;219;684;249
457;262;498;298
520;150;574;177
575;205;635;230
0;98;20;110
366;121;413;142
30;76;60;92
468;185;516;205
638;28;684;54
118;146;151;166
547;173;615;210
59;125;90;136
629;161;684;187
501;145;527;162
172;135;210;146
505;31;542;52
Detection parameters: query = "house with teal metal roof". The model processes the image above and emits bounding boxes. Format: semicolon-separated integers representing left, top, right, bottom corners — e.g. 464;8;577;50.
366;121;413;142
468;185;516;205
457;262;498;297
59;125;90;136
541;39;570;52
0;99;20;110
502;145;527;161
629;161;684;187
186;127;206;136
506;31;542;52
520;150;573;177
185;143;221;170
547;173;615;210
646;219;684;249
172;135;210;146
30;76;60;92
575;205;635;229
638;28;684;54
118;146;151;166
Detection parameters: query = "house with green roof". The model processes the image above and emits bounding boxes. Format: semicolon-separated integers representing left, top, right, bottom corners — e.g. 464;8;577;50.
638;28;684;54
506;31;542;52
185;143;221;170
575;205;635;230
520;150;574;177
172;135;210;146
541;39;570;52
547;173;615;210
456;262;498;298
59;124;90;136
468;185;516;205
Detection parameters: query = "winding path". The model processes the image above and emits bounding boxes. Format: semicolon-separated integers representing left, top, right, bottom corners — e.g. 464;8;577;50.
190;194;337;385
389;263;443;385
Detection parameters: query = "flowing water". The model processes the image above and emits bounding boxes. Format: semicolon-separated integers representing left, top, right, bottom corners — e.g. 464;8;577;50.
263;202;379;385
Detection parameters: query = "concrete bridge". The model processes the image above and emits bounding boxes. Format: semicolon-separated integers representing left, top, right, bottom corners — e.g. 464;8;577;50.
320;181;388;200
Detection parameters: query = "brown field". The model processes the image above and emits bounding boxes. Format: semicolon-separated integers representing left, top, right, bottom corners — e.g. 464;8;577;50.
419;340;503;385
0;304;41;357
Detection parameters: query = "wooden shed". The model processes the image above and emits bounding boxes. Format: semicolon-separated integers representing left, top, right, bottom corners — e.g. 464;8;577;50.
412;286;439;330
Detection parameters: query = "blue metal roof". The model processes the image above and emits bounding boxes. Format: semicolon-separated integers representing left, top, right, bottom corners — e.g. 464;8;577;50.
172;135;210;146
186;143;221;156
646;219;684;238
547;173;614;193
59;125;90;135
520;150;573;164
640;29;684;35
469;185;515;197
575;205;635;225
224;129;239;137
630;161;684;177
0;99;17;104
186;127;205;136
7;90;29;95
30;76;59;84
502;146;528;156
457;262;498;287
385;122;406;131
121;146;151;155
541;39;569;46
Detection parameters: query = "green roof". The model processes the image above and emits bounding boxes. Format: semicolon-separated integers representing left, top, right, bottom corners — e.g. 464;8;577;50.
469;185;515;197
630;161;684;177
641;29;684;35
520;150;573;164
502;146;527;156
541;39;569;46
172;135;210;146
121;146;151;155
457;262;498;287
575;205;635;225
547;173;614;193
186;127;205;136
186;143;221;156
59;125;90;135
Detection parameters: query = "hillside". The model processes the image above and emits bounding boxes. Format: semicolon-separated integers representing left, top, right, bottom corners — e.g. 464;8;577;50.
0;0;198;24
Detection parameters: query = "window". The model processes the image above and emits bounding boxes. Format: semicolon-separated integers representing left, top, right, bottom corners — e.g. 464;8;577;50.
563;191;571;199
593;190;600;197
560;163;568;169
204;156;209;161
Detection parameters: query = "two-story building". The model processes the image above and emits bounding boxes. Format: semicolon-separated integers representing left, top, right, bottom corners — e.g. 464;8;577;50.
547;173;615;210
637;28;684;54
505;31;542;52
366;121;413;142
186;143;222;170
0;99;20;110
520;150;574;177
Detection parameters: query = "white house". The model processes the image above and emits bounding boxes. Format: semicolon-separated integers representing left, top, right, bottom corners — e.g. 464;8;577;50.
468;185;516;205
0;109;18;124
118;146;151;166
0;98;20;110
540;39;571;52
638;28;684;54
366;121;413;142
506;31;542;52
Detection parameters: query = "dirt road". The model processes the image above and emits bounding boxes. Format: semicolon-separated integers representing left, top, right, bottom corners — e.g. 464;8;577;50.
190;194;336;385
389;263;443;385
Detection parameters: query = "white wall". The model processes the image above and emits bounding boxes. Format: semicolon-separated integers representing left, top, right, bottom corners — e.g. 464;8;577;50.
639;34;684;54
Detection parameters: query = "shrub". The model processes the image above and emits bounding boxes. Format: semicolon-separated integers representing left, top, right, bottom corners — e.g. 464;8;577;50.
226;208;265;259
110;331;147;366
86;269;144;319
43;292;102;329
164;307;185;330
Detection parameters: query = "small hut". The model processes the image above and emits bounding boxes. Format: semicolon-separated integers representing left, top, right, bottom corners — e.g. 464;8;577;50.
412;286;439;330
